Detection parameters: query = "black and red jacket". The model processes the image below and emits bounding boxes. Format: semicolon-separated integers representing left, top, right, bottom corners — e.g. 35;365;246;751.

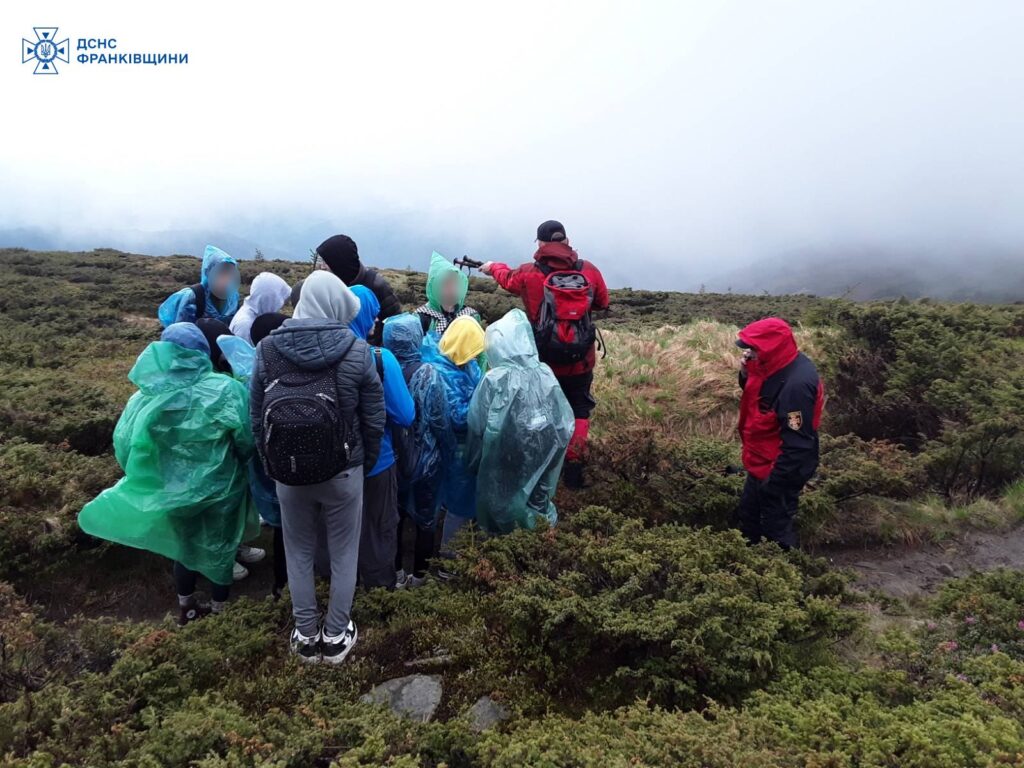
490;242;610;377
737;318;824;489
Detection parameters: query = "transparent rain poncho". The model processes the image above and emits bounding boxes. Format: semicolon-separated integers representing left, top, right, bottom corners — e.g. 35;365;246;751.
217;334;281;527
77;341;258;585
407;327;482;526
466;309;574;533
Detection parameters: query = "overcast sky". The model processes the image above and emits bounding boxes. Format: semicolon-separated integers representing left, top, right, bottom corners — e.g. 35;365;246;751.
2;1;1023;289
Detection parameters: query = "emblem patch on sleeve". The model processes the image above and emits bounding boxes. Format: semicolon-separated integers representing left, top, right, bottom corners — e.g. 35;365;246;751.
786;411;803;430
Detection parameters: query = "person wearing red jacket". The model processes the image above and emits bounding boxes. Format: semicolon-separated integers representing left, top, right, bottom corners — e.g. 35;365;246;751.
480;220;609;489
735;318;825;549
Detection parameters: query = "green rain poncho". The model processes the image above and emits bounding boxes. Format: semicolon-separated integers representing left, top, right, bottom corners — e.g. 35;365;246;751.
466;309;575;534
78;341;258;585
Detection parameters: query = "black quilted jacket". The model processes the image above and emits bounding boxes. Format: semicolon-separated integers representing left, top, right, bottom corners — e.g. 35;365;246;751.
250;318;386;472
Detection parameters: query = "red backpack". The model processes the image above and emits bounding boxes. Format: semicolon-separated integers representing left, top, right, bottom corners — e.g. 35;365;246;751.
534;260;598;365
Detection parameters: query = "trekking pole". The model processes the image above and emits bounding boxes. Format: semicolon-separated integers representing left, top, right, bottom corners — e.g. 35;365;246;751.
453;255;484;274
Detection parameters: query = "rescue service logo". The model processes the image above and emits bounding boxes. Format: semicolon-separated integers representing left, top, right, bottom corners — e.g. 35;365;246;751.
20;30;190;73
22;27;70;75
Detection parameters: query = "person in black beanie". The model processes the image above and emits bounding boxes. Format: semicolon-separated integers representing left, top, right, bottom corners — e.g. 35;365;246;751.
292;234;402;345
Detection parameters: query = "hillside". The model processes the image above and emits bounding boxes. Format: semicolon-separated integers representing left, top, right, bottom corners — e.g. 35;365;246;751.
2;248;1024;766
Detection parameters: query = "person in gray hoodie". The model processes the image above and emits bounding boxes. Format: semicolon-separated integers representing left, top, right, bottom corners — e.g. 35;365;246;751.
250;271;385;664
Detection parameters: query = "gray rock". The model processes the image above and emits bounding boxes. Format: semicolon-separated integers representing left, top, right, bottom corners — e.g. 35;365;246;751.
467;695;509;732
936;563;955;577
360;674;443;723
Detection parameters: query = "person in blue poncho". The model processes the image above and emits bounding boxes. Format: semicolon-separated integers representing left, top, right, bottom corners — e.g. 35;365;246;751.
383;313;438;588
158;245;241;327
417;315;485;560
348;285;415;590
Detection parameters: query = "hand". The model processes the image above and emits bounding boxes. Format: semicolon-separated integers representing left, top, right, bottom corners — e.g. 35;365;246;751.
479;261;494;276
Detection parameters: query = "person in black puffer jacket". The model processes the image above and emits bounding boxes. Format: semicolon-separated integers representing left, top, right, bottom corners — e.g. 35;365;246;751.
250;271;385;665
291;234;402;346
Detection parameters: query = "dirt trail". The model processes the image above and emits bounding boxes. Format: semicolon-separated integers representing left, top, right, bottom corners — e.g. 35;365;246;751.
826;524;1024;600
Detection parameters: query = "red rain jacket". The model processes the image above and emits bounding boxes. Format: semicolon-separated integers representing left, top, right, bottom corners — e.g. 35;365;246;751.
490;242;609;377
737;318;824;484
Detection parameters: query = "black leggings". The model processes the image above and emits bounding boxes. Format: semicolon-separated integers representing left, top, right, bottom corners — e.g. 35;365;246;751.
173;562;230;602
395;482;437;578
272;525;288;591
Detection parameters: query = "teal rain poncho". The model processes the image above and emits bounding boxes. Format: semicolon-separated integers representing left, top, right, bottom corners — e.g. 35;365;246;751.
158;245;241;327
467;309;574;533
78;340;258;584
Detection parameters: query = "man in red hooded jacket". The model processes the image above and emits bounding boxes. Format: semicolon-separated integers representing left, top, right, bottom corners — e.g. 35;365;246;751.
735;317;824;549
480;220;609;489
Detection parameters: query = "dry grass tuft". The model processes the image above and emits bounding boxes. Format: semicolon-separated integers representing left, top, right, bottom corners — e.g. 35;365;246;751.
592;320;817;442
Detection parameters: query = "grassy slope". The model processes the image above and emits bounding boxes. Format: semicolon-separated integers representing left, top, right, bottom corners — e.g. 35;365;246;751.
2;248;1024;766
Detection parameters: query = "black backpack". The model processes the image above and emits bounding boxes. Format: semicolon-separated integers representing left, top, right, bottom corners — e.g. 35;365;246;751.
189;283;207;319
374;348;420;486
259;341;353;485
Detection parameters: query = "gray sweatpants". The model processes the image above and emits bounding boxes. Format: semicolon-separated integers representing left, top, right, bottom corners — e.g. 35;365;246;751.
277;468;363;637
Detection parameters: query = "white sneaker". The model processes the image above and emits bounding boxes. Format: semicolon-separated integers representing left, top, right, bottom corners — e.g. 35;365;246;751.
237;544;266;564
290;627;320;663
394;569;407;589
233;561;249;581
320;621;358;665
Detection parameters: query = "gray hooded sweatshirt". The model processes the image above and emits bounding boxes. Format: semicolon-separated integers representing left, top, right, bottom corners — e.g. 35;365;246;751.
250;271;385;472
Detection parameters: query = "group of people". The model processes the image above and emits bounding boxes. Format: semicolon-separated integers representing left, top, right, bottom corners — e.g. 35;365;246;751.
78;219;825;664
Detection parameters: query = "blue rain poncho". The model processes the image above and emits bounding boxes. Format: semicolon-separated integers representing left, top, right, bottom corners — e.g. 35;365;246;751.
467;309;575;533
383;313;425;384
408;322;483;525
77;341;258;585
158;245;241;327
349;285;415;477
217;334;281;527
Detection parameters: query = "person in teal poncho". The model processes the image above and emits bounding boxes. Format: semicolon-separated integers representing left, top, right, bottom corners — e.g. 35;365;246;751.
466;309;575;534
78;323;258;625
414;251;481;336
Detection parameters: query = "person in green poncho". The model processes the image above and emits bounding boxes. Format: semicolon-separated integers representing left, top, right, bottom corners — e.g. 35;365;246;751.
78;322;258;626
415;251;482;337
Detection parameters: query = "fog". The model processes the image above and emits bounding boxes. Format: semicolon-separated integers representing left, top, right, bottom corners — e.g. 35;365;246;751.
2;1;1024;295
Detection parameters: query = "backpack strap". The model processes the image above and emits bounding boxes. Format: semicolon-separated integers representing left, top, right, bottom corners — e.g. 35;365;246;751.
374;347;385;382
190;283;206;320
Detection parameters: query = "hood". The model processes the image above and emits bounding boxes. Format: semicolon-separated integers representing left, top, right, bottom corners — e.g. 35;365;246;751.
425;251;468;312
737;318;799;378
349;284;380;341
533;241;580;270
271;318;357;371
293;271;361;325
244;272;292;315
200;244;239;289
160;322;210;355
217;335;256;380
438;315;485;366
383;313;425;368
129;341;213;394
486;308;538;368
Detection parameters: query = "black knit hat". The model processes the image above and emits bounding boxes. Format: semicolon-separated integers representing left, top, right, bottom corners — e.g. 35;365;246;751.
316;234;360;283
536;220;567;243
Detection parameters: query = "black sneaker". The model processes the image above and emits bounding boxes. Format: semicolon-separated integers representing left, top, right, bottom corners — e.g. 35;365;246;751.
320;621;357;665
290;627;321;663
177;602;211;627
